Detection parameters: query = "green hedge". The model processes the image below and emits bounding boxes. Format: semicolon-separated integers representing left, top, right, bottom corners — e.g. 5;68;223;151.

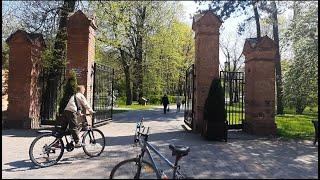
115;95;183;105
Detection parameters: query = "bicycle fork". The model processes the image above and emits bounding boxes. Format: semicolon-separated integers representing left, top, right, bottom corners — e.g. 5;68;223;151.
134;142;148;179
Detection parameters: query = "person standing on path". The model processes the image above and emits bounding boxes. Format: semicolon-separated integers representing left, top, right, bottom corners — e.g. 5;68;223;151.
161;94;170;114
176;95;181;112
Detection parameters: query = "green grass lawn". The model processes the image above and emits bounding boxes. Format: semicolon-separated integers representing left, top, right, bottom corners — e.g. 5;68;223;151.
226;103;244;125
116;101;318;140
275;107;318;140
117;101;157;110
225;103;318;140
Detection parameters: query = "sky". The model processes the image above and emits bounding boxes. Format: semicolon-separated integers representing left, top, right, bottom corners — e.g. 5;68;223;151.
180;1;248;67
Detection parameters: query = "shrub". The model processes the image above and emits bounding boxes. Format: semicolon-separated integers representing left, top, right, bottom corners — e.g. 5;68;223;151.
203;78;227;141
58;70;77;114
203;78;226;123
148;95;161;104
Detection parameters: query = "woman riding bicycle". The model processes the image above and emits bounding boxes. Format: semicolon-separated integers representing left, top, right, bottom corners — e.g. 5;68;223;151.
61;85;95;148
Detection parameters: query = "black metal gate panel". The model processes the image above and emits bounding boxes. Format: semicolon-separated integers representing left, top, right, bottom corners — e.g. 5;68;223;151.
220;71;244;129
184;64;194;128
40;69;65;123
92;63;114;127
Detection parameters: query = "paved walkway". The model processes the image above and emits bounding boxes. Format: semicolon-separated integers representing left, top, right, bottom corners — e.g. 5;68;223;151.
2;106;318;179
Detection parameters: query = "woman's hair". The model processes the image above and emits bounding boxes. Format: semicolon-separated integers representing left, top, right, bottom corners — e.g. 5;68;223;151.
76;85;85;92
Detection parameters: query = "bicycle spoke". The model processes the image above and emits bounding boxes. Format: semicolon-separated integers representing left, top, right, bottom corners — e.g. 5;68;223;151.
82;129;105;157
29;133;64;167
110;159;157;179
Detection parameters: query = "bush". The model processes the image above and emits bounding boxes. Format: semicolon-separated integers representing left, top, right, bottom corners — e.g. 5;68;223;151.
148;95;161;104
58;70;77;114
203;78;227;141
116;96;127;105
203;78;226;123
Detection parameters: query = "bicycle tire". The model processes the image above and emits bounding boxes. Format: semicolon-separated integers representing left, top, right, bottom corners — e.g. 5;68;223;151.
109;158;157;179
29;133;64;167
82;128;105;157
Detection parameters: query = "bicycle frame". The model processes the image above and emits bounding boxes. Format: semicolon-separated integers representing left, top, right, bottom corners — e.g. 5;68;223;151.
51;126;95;151
136;130;183;179
143;140;182;179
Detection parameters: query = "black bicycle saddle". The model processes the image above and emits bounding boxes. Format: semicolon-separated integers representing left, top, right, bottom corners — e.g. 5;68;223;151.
169;144;190;157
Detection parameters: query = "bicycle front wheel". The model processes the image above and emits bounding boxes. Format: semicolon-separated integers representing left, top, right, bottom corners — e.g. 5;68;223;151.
82;128;105;157
29;133;64;167
109;158;157;179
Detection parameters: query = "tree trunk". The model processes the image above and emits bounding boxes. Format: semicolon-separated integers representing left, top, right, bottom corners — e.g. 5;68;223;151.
119;49;132;105
252;0;261;38
52;0;76;69
292;1;301;114
270;1;284;114
295;98;305;114
134;5;146;104
45;0;76;117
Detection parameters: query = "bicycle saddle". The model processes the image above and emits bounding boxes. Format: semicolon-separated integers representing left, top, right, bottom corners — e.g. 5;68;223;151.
169;144;190;157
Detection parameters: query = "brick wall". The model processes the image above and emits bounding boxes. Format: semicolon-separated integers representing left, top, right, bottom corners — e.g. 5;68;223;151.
5;30;44;129
192;11;222;134
242;36;277;136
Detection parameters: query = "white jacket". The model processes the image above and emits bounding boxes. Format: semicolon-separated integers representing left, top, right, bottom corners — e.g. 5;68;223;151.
64;92;94;113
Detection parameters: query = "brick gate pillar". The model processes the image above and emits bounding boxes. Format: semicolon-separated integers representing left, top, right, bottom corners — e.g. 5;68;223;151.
242;36;277;136
5;30;45;129
192;11;222;133
66;10;97;106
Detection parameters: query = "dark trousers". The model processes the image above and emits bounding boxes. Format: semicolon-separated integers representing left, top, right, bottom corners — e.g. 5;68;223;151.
163;104;168;114
61;110;80;143
177;104;181;112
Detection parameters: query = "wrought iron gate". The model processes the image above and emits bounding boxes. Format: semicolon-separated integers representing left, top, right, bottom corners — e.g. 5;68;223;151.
220;71;244;129
92;63;114;127
184;64;194;128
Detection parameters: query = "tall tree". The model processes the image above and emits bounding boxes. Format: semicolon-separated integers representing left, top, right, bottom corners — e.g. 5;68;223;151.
200;1;261;38
252;0;261;38
259;1;284;114
91;1;187;104
283;1;318;114
200;0;285;114
270;1;284;114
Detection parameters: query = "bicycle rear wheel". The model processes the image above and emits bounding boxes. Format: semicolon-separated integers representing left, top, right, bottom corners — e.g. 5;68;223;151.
29;133;64;167
82;129;105;157
109;158;157;179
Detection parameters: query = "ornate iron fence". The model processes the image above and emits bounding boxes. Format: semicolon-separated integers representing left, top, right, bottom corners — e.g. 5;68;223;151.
184;64;195;129
92;63;114;127
220;71;245;129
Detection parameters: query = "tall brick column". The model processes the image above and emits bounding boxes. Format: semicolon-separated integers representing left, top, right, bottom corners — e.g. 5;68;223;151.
5;30;45;129
242;36;277;136
192;11;222;133
67;10;97;106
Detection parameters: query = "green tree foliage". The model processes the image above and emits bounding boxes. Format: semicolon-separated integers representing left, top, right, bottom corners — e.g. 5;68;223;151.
91;1;194;103
203;78;226;123
283;2;318;114
2;43;9;69
145;19;194;96
58;70;78;114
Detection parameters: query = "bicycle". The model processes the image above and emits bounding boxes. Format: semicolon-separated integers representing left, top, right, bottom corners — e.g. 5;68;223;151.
109;118;191;179
29;114;106;167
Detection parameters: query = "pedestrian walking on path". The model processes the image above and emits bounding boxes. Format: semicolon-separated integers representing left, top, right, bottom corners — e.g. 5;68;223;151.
176;95;181;112
161;94;170;114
